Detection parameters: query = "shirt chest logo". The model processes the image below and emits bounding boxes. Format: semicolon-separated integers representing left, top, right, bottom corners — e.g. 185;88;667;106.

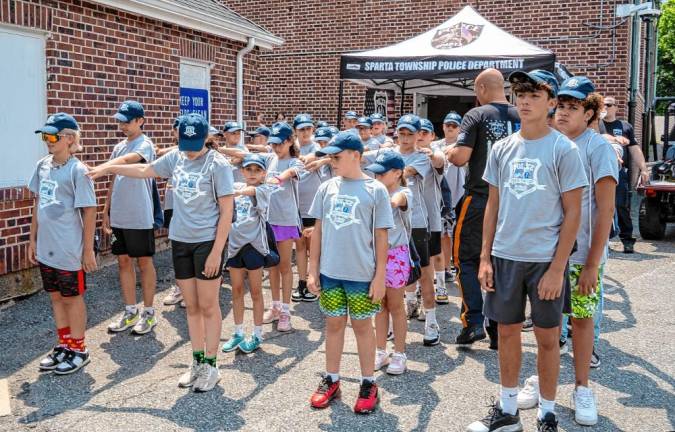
327;194;361;230
504;158;546;199
174;167;205;204
38;179;59;208
234;195;253;226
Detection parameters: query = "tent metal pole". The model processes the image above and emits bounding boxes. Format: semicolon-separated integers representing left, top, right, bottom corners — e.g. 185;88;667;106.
400;81;406;116
337;80;344;128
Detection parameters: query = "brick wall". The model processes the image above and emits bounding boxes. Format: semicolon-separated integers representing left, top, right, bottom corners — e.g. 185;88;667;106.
0;0;261;276
223;0;643;129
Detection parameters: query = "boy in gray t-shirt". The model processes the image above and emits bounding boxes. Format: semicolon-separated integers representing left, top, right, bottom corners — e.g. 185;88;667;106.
468;70;587;432
30;113;97;375
307;132;393;413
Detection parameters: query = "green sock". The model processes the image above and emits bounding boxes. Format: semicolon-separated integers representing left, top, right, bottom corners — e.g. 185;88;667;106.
193;350;205;364
204;355;217;367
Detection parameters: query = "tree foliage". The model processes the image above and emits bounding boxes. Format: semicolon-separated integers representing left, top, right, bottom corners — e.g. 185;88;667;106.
657;0;675;113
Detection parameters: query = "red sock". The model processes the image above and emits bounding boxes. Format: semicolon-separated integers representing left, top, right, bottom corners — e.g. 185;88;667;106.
57;327;71;347
68;337;86;352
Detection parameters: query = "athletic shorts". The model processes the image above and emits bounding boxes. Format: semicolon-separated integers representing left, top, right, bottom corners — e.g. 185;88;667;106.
163;209;173;229
172;240;224;280
429;231;442;256
319;274;381;320
39;262;86;297
270;224;300;242
411;228;431;268
567;263;604;319
226;244;265;271
386;245;411;289
301;218;316;228
111;228;155;257
484;256;571;329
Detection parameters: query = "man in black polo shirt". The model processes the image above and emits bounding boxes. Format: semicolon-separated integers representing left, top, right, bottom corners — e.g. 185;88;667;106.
445;68;520;348
601;96;649;253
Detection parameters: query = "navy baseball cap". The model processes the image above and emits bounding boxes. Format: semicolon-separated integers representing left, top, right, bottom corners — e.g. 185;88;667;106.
370;113;386;124
223;121;243;133
444;112;462;125
35;113;79;134
249;126;271;137
268;122;294;145
420;118;434;132
357;116;373;128
329;126;340;136
509;69;559;96
178;114;209;152
172;115;185;129
316;131;364;156
396;114;422;132
345;111;359;119
366;150;405;174
316;121;329;128
314;127;334;142
558;76;595;100
242;153;267;170
293;113;314;129
114;100;145;122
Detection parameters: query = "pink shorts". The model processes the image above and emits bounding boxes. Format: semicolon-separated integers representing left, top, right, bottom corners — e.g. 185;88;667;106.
386;244;411;289
270;224;300;242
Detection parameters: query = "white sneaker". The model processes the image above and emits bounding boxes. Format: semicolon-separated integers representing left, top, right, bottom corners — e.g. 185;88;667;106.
193;363;220;392
386;352;407;375
423;322;440;346
572;386;598;426
178;360;202;388
163;285;183;305
517;375;539;409
374;349;390;370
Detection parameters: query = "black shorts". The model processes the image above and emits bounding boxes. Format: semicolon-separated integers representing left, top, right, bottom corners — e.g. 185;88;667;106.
411;228;431;268
429;231;442;256
39;262;86;297
484;257;571;329
163;209;173;229
226;243;265;271
302;218;316;228
172;240;224;280
111;228;155;257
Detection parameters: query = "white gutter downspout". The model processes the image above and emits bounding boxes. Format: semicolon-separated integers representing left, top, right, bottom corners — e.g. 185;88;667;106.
237;37;256;146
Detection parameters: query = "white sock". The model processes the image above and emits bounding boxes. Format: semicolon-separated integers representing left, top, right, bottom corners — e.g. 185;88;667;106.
125;305;138;315
272;300;281;309
361;376;375;384
425;308;437;325
281;303;290;314
234;324;244;336
435;271;445;289
500;385;519;415
143;306;155;315
538;397;556;420
253;326;263;338
405;291;416;302
327;372;339;382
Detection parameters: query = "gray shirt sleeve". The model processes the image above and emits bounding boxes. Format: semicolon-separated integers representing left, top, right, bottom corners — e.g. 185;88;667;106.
151;150;178;179
374;184;395;229
309;182;326;220
72;163;97;208
135;139;155;163
408;152;432;179
557;145;589;193
590;139;620;185
255;184;275;213
28;163;40;194
213;157;235;197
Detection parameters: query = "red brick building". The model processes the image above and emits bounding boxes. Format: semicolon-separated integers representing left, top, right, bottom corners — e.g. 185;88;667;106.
0;0;280;298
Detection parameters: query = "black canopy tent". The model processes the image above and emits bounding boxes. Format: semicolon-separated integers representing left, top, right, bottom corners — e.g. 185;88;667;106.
337;6;557;125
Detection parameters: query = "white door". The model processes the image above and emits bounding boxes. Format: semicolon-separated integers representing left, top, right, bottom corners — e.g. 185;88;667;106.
0;26;46;188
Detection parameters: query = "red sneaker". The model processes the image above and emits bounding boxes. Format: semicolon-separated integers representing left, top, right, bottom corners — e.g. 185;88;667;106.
310;376;341;409
353;380;380;414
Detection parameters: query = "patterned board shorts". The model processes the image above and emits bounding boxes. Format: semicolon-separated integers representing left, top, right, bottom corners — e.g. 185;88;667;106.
568;263;604;319
319;275;381;320
386;244;411;289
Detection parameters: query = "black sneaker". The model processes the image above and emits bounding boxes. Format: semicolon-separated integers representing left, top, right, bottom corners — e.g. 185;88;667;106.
38;346;70;371
590;348;601;368
53;350;90;375
302;290;318;302
622;240;635;254
521;317;534;332
486;323;498;350
537;412;558;431
455;324;486;345
466;401;523;432
291;281;306;303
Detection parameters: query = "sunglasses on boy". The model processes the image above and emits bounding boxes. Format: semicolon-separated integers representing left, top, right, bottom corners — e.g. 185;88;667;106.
41;133;71;143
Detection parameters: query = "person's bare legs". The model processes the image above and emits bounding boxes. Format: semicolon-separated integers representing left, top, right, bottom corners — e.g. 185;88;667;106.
375;298;389;350
352;317;376;379
277;240;294;305
387;288;407;353
294;237;308;284
571;318;593;387
178;278;203;352
498;323;522;388
534;325;561;401
325;315;348;374
117;255;137;306
137;256;156;308
441;234;453;271
49;292;69;331
61;295;87;340
248;269;264;326
420;264;435;309
196;277;223;358
229;268;246;325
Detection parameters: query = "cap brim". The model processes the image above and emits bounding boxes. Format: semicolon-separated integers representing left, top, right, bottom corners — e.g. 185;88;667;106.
396;125;418;132
178;137;205;151
444;120;460;125
345;116;358;120
365;163;388;174
316;146;344;156
295;122;313;129
508;70;534;85
267;136;283;145
421;127;434;132
371;119;385;124
557;89;586;100
114;113;131;122
315;136;331;141
357;123;372;128
35;125;59;134
242;161;266;169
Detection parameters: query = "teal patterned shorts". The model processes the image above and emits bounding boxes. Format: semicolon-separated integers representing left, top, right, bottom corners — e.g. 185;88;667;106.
568;264;604;319
319;275;381;320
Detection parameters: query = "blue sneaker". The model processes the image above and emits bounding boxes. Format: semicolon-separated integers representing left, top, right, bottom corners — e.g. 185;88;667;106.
238;334;262;354
222;333;245;352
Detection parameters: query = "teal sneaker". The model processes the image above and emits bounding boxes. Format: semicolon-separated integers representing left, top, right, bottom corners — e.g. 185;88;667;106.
238;334;262;354
222;334;245;353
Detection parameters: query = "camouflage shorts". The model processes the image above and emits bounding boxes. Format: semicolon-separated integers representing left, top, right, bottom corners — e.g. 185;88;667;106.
568;264;604;319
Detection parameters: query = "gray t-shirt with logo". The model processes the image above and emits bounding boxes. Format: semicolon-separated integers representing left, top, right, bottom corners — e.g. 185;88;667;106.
389;186;413;249
260;153;304;227
309;177;394;282
298;142;323;218
432;138;466;208
399;150;432;229
110;134;155;229
228;182;275;258
569;129;619;265
152;149;234;243
28;156;97;271
483;129;589;262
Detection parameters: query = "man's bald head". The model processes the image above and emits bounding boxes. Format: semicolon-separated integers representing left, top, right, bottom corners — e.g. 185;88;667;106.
475;68;507;104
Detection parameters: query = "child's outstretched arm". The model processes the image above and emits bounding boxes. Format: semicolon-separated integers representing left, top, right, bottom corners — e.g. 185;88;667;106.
307;220;322;295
